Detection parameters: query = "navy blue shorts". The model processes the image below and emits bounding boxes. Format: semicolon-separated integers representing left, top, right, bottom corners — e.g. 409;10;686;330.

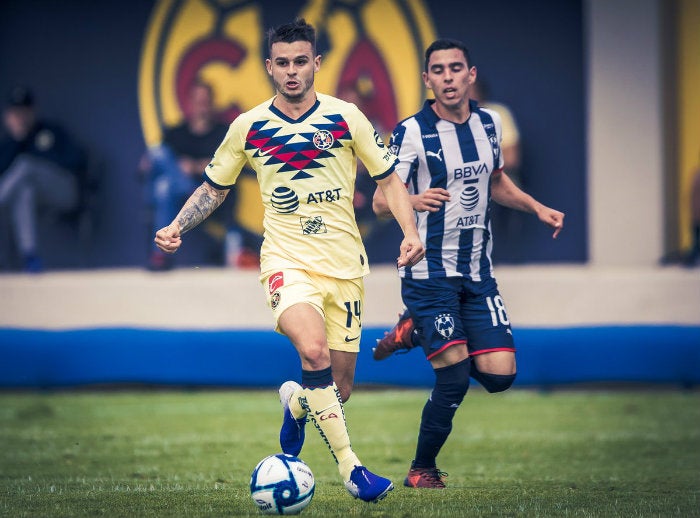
401;276;515;361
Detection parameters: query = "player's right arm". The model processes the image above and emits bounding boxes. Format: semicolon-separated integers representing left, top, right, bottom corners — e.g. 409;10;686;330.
155;116;248;253
154;182;229;253
373;186;450;217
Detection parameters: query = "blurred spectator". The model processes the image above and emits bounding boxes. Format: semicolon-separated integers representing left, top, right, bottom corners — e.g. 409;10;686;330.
0;86;86;273
141;80;229;270
337;81;403;263
683;162;700;267
660;154;700;268
471;76;525;263
471;77;521;175
336;83;377;236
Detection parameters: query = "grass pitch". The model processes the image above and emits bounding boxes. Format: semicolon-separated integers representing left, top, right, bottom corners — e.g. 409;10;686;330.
1;388;699;517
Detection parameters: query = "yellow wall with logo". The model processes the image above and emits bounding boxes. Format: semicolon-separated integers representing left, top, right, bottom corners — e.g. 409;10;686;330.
138;0;436;240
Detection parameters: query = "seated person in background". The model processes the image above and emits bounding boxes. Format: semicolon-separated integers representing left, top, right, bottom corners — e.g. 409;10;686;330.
142;80;228;270
0;86;86;273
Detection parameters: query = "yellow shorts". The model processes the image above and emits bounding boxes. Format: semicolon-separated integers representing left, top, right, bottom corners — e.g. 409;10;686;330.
260;269;364;353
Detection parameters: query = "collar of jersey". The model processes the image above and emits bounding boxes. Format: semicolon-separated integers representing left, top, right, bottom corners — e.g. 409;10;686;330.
268;97;321;124
420;99;479;128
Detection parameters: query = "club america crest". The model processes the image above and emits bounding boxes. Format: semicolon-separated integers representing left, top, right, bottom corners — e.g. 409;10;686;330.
313;130;334;150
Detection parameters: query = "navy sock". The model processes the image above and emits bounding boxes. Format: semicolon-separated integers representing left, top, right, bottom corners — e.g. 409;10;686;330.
413;358;470;469
301;366;333;388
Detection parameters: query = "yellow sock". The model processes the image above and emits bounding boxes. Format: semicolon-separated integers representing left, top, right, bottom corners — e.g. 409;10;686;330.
299;382;360;481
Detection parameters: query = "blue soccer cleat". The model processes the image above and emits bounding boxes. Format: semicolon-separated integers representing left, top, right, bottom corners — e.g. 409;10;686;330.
278;381;306;456
344;466;394;503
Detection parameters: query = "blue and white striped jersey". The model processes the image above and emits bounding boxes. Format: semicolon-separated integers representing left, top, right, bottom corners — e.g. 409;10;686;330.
390;99;504;281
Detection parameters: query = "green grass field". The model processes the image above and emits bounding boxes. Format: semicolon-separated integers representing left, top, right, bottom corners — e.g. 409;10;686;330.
1;388;699;517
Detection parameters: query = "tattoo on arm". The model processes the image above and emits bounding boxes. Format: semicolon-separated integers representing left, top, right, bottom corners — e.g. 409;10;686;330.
176;184;227;234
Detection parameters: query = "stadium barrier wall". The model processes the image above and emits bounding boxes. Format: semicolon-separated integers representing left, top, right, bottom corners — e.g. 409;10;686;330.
2;326;699;389
1;267;698;389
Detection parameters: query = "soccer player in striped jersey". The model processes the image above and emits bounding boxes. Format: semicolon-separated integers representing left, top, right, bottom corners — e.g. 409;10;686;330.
373;39;564;488
154;19;424;502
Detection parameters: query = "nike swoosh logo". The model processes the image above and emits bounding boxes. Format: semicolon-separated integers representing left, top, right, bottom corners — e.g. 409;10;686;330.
314;403;338;415
258;145;280;157
344;335;360;342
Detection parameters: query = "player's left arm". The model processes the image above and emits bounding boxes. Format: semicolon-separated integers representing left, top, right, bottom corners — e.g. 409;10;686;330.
490;171;565;238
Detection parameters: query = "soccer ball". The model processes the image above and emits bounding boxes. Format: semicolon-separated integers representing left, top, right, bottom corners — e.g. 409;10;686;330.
250;454;315;515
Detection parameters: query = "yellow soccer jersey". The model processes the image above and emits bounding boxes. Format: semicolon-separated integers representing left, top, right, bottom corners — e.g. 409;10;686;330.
205;92;398;279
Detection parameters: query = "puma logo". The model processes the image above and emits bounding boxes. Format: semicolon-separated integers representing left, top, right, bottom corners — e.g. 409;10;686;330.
426;149;443;162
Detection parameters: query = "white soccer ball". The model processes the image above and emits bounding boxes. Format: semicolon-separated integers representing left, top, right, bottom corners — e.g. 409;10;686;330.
250;454;315;515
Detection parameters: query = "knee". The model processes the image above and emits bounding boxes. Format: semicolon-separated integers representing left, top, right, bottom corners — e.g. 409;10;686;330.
473;371;516;393
432;358;471;408
153;176;171;200
301;353;328;371
471;352;516;393
298;342;330;371
148;144;174;164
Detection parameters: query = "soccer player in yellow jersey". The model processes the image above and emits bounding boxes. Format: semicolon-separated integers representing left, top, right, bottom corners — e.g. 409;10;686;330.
154;18;424;502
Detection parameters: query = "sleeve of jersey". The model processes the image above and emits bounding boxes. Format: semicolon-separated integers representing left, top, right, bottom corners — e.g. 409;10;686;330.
203;121;246;189
351;108;399;181
490;110;506;173
389;122;417;187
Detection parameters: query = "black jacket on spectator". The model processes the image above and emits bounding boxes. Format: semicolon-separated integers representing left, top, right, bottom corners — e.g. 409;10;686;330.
0;120;86;176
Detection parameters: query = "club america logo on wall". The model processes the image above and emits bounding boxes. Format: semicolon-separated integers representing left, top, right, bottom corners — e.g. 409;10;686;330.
137;0;437;146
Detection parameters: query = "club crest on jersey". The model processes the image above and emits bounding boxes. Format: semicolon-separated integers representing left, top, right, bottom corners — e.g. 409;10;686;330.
313;130;334;150
488;133;500;160
270;291;281;309
434;313;455;339
300;216;327;234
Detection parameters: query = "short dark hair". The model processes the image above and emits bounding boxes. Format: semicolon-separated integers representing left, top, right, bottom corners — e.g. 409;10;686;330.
424;39;472;72
267;18;316;56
